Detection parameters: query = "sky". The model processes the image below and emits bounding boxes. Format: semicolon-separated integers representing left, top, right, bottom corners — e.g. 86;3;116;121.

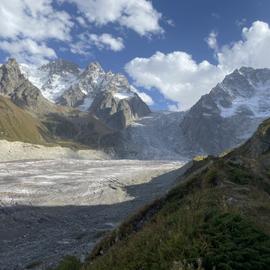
0;0;270;111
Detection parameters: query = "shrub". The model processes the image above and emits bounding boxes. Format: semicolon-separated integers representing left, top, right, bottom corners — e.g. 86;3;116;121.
55;256;81;270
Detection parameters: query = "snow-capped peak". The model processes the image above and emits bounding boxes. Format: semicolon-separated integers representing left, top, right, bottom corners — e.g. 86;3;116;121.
20;60;80;102
20;59;142;111
211;67;270;119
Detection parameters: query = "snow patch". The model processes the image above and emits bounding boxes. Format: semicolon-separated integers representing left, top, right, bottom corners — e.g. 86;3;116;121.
113;91;134;100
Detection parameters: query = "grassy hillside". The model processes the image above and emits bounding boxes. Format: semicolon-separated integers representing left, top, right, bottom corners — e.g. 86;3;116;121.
55;119;270;270
0;96;113;149
0;96;49;144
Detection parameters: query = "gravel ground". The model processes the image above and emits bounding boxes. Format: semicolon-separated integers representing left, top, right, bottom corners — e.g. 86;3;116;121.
0;159;187;269
0;140;109;162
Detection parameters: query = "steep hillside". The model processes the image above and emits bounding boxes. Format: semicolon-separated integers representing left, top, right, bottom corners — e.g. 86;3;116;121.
0;96;49;144
74;117;270;270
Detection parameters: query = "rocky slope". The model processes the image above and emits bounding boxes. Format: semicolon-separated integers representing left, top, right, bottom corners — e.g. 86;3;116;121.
79;115;270;270
0;59;113;148
90;90;150;130
101;111;188;160
21;60;150;129
181;67;270;155
0;59;57;114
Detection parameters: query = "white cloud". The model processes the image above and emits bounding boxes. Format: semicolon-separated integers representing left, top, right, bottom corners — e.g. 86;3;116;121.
217;21;270;73
64;0;163;36
125;21;270;111
206;31;218;50
0;0;72;41
126;51;224;110
89;34;125;51
236;18;247;28
0;39;56;65
0;0;163;62
71;33;124;55
0;0;72;64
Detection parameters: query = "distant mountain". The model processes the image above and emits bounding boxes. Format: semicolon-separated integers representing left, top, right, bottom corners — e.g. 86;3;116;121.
20;59;80;102
181;67;270;155
4;58;270;160
0;59;113;148
21;60;150;129
102;67;270;160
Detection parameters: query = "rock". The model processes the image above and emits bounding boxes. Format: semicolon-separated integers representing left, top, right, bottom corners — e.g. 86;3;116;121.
181;67;270;155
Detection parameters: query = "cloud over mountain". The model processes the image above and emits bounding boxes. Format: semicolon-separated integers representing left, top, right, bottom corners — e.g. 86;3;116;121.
126;21;270;110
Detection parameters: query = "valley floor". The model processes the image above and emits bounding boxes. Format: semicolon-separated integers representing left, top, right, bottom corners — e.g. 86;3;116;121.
0;159;186;269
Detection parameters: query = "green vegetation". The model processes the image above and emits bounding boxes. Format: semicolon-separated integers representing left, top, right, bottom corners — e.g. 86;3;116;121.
80;159;270;270
55;119;270;270
55;256;82;270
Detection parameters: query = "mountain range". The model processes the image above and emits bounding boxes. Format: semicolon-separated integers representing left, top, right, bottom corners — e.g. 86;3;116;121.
1;58;270;160
21;59;150;130
1;58;270;270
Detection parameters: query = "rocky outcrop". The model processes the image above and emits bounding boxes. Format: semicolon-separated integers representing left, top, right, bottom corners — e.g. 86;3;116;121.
90;91;150;130
0;59;57;114
181;67;270;155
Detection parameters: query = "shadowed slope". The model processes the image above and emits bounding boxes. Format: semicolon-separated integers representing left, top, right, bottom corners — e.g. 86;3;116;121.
80;117;270;270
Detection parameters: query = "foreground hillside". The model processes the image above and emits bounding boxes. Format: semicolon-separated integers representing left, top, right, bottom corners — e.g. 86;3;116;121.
67;118;270;270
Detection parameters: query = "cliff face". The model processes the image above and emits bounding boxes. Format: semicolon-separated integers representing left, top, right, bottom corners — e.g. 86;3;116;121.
0;59;57;114
90;91;150;130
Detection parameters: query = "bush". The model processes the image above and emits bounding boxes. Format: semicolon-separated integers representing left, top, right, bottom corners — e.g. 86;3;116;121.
55;256;81;270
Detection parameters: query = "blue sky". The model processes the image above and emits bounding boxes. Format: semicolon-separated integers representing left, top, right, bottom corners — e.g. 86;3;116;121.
0;0;270;110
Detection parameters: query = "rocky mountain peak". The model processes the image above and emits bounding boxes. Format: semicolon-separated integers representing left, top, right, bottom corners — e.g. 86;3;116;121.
0;58;25;96
17;58;151;129
6;58;20;69
0;59;57;114
2;58;22;78
220;68;254;98
181;66;270;156
84;61;104;75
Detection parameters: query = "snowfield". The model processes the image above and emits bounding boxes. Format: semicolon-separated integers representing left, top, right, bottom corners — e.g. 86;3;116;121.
0;158;187;269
